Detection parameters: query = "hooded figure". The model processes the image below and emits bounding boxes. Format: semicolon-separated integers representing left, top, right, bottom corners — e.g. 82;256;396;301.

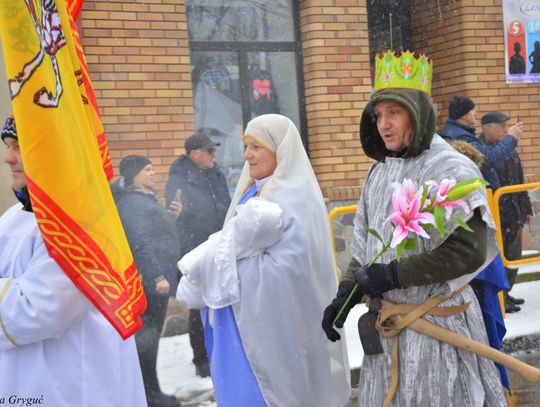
322;52;506;406
176;114;350;407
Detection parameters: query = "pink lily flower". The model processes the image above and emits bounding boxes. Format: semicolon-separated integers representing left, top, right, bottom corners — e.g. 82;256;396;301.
440;199;469;219
430;179;470;219
386;181;435;248
392;179;416;203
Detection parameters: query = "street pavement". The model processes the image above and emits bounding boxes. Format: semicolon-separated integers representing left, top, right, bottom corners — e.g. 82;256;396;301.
507;349;540;406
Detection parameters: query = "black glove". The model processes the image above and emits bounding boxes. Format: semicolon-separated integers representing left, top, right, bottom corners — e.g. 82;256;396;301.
353;260;400;298
322;281;363;342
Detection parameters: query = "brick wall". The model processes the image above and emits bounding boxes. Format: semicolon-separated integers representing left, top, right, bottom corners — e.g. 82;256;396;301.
411;0;540;181
299;0;373;201
81;0;194;192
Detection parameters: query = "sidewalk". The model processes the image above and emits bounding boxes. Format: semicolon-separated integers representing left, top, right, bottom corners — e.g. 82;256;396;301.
157;279;540;406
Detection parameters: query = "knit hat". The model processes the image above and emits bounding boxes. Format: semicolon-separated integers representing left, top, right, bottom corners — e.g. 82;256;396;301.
1;116;17;141
119;155;151;183
448;96;475;120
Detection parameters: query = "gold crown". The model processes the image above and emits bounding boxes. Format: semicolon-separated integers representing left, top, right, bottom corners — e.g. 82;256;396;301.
374;50;432;95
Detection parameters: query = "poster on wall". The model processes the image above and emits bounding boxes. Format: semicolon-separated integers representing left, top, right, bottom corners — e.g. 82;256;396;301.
503;0;540;83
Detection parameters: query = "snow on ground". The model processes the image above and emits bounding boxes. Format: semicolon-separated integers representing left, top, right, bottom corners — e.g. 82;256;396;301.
502;280;540;339
157;335;215;406
158;276;540;406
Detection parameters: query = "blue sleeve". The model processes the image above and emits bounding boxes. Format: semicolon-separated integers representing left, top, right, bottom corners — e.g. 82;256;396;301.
469;136;517;164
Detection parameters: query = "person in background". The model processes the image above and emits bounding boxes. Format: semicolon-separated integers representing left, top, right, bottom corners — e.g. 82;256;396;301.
176;114;350;406
322;51;506;406
165;130;231;378
111;155;182;407
480;112;532;314
0;116;146;407
441;95;519;190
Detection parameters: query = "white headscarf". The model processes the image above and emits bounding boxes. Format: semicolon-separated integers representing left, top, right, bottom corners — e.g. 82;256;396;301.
226;114;350;407
226;114;322;221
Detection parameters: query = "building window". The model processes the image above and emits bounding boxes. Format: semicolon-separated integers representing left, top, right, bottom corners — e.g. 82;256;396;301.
186;0;305;194
367;0;411;66
186;2;294;42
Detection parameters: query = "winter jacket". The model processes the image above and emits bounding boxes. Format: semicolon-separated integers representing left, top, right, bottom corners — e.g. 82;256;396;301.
111;179;181;295
491;147;533;242
441;118;517;190
165;155;231;257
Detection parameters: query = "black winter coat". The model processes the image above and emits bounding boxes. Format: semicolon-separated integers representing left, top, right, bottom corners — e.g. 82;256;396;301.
494;150;533;242
111;180;182;295
165;155;231;257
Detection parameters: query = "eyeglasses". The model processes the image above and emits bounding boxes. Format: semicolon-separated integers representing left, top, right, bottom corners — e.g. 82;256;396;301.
195;148;216;154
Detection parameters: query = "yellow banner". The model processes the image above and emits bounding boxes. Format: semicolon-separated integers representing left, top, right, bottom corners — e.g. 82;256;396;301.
0;0;146;338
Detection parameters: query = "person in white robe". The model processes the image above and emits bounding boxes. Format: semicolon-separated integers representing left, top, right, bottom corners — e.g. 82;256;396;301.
321;52;507;406
176;114;350;407
0;116;147;407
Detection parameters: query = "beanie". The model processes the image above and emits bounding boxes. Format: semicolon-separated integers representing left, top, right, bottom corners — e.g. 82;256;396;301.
119;155;151;184
448;96;475;120
1;116;17;141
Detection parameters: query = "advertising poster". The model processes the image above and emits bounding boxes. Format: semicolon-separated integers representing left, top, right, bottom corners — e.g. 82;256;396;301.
504;0;540;83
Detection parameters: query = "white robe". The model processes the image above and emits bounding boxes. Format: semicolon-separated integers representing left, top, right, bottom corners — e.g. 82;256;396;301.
0;203;147;407
177;114;350;407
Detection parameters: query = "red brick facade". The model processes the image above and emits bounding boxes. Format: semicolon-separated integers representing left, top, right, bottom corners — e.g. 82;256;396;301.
299;0;372;201
412;0;540;182
78;0;540;201
82;0;193;192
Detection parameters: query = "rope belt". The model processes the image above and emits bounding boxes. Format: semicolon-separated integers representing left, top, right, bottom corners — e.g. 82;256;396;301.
372;287;468;407
367;287;540;407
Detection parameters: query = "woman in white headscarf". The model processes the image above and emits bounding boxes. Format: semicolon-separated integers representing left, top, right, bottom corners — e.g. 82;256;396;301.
176;114;350;407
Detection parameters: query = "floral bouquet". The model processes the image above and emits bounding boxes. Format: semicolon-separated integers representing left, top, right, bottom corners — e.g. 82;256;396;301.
332;177;487;326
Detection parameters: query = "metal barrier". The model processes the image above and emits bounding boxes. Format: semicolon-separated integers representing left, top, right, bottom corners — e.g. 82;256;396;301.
328;205;357;280
328;182;540;320
328;185;539;405
488;183;540;267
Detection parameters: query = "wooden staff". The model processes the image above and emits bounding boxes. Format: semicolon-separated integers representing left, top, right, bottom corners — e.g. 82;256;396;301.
409;318;540;383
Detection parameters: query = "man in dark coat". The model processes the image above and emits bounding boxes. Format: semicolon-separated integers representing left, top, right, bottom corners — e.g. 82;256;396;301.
480;111;531;313
441;96;519;190
165;130;231;377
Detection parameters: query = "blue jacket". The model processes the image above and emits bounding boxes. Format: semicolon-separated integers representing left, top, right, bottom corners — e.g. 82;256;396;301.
441;118;517;189
165;155;231;257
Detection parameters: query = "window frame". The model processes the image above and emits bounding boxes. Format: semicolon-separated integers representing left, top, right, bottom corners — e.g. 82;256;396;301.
187;2;308;151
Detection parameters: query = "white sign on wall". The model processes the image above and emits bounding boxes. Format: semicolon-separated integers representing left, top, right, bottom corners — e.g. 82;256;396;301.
503;0;540;83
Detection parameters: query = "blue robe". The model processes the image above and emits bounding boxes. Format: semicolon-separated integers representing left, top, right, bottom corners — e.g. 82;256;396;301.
202;182;266;406
474;253;510;390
